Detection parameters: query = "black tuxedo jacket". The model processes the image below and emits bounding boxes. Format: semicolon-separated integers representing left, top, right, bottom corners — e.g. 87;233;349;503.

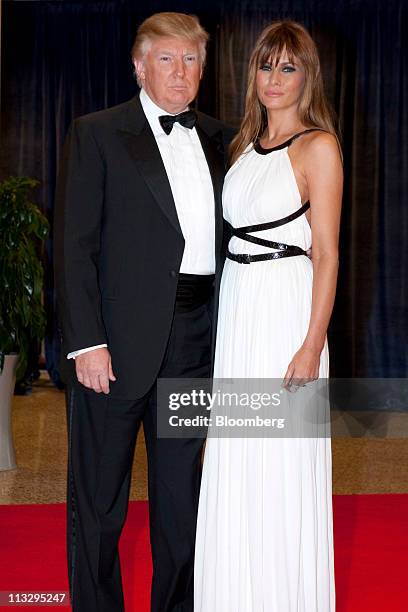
54;95;234;399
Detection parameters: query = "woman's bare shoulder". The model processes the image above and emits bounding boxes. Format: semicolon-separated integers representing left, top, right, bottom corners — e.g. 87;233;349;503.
302;130;340;156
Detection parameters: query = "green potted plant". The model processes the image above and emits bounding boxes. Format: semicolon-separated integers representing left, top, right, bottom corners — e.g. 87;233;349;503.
0;176;49;470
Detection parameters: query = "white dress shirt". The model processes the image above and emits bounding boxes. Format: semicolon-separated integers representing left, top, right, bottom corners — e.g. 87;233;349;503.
67;88;216;359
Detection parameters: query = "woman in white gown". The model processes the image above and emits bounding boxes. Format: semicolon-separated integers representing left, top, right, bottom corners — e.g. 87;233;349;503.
194;21;343;612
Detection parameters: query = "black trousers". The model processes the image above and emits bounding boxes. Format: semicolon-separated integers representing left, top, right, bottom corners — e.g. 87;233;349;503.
66;298;212;612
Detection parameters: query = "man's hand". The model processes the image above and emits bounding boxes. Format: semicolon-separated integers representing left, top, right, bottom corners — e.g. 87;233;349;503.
75;347;116;394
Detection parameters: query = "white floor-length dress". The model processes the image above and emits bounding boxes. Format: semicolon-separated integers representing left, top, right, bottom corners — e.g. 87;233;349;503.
194;131;336;611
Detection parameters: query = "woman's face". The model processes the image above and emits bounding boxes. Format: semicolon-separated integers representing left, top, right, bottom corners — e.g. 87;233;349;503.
256;50;306;113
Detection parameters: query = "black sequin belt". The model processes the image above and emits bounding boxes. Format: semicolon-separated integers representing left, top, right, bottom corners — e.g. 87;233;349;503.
226;202;310;264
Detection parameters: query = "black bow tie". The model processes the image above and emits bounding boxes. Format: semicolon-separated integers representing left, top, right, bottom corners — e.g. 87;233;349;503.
159;110;197;135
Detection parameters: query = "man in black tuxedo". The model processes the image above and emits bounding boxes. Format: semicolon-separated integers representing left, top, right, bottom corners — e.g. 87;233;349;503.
54;11;234;612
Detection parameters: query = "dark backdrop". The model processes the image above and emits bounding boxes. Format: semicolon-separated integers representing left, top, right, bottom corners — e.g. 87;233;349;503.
1;0;407;381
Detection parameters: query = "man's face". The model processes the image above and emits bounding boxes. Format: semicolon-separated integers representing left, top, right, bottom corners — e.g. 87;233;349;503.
135;37;203;114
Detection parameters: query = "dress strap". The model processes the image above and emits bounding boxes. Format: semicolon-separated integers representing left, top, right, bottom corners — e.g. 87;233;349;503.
233;201;310;234
225;202;311;263
228;231;306;253
288;127;326;146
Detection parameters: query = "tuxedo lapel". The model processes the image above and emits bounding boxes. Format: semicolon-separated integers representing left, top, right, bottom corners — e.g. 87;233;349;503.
117;97;182;236
117;96;227;249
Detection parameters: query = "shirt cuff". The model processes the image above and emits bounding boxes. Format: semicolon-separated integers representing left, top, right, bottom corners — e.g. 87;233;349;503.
67;344;108;359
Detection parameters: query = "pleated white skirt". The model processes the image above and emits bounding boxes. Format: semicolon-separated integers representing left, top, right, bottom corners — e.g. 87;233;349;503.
194;255;335;611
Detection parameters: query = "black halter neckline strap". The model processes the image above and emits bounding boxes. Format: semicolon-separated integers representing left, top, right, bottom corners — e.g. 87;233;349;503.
227;129;325;264
254;127;324;155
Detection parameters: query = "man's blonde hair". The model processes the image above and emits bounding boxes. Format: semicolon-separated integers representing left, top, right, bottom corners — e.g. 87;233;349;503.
131;12;209;76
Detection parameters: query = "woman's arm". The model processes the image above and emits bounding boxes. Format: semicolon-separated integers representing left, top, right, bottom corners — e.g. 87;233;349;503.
283;132;343;388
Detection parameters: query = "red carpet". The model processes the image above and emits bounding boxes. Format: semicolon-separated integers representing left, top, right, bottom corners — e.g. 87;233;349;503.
0;495;407;611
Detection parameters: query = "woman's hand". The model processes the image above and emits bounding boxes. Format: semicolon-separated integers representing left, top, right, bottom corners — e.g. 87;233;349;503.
282;345;321;391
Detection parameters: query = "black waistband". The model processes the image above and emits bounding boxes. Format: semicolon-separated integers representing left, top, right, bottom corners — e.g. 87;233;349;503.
176;273;215;312
178;273;215;284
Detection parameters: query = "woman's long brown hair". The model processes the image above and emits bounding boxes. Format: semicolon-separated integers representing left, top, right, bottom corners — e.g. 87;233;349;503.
230;21;340;165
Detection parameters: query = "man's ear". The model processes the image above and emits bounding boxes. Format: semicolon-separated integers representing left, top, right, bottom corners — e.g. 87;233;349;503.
134;59;145;82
